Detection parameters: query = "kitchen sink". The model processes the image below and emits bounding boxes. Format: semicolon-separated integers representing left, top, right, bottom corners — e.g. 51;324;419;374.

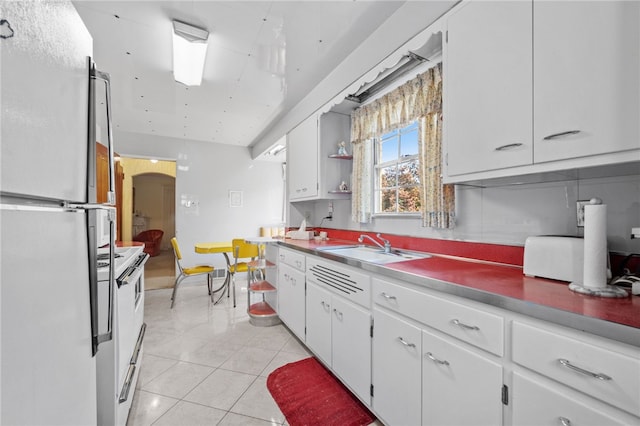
316;245;430;264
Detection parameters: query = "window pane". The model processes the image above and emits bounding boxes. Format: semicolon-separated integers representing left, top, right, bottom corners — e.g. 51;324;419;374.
380;165;397;188
400;130;418;157
380;189;397;213
380;138;398;163
398;161;420;185
398;186;420;212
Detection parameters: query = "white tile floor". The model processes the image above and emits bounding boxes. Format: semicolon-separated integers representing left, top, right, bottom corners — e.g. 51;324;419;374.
128;279;312;426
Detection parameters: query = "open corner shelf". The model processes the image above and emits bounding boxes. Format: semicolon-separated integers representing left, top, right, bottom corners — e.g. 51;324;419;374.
328;154;353;160
328;190;352;194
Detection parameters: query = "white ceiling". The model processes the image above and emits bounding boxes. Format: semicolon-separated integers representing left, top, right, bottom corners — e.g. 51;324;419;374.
73;1;407;154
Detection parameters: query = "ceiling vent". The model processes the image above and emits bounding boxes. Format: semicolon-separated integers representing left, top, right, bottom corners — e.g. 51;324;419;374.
346;31;442;104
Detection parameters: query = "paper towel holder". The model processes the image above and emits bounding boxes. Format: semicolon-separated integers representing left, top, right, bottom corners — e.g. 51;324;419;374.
569;198;628;298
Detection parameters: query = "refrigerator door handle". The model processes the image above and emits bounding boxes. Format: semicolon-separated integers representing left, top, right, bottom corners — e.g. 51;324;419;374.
89;60;115;206
87;208;115;355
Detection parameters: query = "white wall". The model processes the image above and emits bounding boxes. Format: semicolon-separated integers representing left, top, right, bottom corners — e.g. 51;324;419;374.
115;130;284;269
308;173;640;254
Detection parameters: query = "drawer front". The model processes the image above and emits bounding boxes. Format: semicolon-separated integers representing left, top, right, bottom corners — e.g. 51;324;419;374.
373;278;504;356
512;321;640;416
278;247;305;272
512;372;636;426
307;257;371;309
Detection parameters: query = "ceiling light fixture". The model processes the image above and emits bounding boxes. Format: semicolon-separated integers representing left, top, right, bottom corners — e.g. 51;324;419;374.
172;20;209;86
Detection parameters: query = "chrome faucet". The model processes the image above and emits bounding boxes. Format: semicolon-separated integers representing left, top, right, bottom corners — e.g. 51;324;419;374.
358;233;392;253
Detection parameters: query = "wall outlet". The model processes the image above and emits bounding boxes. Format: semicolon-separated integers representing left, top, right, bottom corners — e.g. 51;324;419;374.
304;211;311;221
576;200;589;227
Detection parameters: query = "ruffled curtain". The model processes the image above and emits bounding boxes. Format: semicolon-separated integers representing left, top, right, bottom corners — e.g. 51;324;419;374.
350;63;455;228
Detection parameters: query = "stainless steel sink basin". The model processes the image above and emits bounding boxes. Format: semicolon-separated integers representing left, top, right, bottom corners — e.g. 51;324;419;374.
316;245;430;264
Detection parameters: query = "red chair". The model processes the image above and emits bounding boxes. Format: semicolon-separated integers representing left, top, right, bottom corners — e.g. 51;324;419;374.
133;229;164;257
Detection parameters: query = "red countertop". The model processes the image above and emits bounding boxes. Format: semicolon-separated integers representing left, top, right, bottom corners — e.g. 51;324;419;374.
280;237;640;331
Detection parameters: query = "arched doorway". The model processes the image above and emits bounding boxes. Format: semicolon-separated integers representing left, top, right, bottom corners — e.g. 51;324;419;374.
120;157;176;289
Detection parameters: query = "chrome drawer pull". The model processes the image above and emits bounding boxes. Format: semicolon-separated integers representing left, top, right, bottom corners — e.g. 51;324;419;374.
558;417;571;426
397;337;416;348
494;142;523;151
452;319;479;331
425;352;450;366
333;308;343;320
381;292;397;301
321;301;330;310
543;130;581;140
558;359;612;381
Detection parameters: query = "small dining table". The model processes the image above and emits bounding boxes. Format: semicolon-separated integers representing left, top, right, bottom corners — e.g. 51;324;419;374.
194;241;233;303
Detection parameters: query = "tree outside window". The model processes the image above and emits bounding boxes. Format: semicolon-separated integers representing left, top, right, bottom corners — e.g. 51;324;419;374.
374;121;420;213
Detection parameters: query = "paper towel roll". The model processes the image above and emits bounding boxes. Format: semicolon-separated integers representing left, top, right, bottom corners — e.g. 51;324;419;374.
583;203;608;289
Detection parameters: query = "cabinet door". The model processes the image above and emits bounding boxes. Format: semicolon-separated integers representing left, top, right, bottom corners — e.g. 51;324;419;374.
287;115;318;200
512;373;634;426
534;1;640;163
305;282;332;365
422;329;502;426
331;296;371;405
372;308;422;426
277;263;306;339
445;0;532;176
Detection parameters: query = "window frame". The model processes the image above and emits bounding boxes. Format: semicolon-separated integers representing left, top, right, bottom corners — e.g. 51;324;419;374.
372;121;421;216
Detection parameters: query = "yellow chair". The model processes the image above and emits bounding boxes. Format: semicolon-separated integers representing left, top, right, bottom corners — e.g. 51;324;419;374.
228;238;259;308
170;237;215;308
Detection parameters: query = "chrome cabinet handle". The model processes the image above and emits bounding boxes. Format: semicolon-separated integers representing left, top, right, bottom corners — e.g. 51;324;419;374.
397;337;416;348
321;301;330;311
381;292;397;301
425;352;450;366
558;359;612;381
494;143;523;151
296;260;302;268
558;417;571;426
452;319;479;331
279;254;285;260
543;130;581;140
333;308;343;320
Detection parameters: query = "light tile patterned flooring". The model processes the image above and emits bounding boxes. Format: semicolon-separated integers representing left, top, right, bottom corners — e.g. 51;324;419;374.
129;279;311;426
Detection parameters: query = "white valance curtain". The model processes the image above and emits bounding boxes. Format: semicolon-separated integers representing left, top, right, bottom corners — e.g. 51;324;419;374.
350;63;455;228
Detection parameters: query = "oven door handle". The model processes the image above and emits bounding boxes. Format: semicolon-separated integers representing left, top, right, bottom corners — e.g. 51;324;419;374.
131;323;146;365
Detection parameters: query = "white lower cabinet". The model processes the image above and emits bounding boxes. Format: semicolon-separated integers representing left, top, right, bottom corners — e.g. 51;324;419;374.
306;281;371;404
512;372;635;426
372;308;422;426
277;262;305;340
422;329;503;426
305;282;332;365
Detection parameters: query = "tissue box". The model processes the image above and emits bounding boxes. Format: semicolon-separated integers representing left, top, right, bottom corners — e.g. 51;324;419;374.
287;230;314;240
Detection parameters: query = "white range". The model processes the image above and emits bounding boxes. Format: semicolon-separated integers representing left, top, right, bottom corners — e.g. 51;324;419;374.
97;244;148;426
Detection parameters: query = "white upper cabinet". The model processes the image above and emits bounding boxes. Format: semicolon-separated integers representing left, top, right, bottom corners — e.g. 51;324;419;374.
287;111;351;201
533;1;640;163
444;0;640;182
288;114;319;200
444;0;533;176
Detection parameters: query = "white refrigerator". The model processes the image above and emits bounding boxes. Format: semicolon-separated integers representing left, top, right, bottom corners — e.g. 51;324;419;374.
1;1;116;424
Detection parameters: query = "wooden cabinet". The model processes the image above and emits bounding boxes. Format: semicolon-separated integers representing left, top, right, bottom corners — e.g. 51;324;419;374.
96;142;124;240
444;0;532;176
287;112;351;201
372;307;422;426
276;248;306;339
444;0;640;182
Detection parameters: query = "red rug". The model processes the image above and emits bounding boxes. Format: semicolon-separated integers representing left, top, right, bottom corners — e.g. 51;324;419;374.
267;357;376;426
